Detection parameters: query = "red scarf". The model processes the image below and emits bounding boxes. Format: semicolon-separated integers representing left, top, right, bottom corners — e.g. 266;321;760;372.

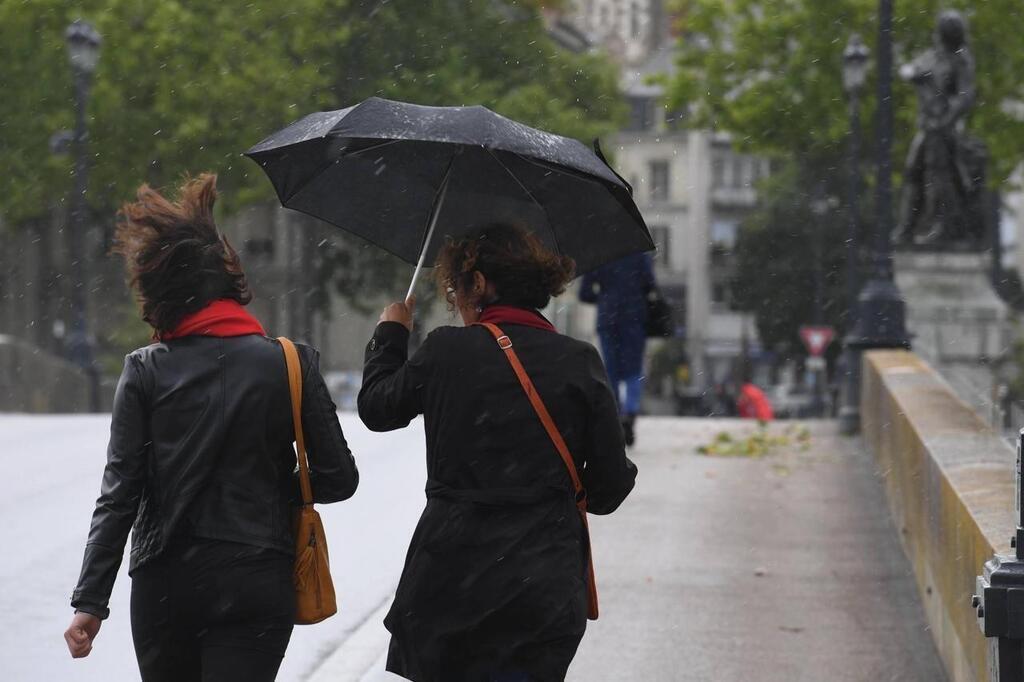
158;299;266;341
478;305;556;332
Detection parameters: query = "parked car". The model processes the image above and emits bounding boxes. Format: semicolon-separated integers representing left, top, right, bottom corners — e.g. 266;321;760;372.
767;383;814;419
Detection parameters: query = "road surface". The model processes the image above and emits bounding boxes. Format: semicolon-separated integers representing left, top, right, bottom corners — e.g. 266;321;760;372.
1;415;946;681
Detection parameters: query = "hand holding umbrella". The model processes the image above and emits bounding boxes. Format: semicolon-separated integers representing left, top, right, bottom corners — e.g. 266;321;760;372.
379;295;416;332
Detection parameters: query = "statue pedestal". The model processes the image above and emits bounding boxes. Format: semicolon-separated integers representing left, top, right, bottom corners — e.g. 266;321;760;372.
894;250;1013;420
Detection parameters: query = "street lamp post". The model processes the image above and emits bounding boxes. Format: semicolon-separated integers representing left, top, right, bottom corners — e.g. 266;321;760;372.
809;188;830;418
65;19;101;412
839;3;912;435
838;33;870;434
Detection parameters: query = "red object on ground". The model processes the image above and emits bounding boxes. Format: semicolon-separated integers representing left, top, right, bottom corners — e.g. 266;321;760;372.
158;299;266;341
737;382;774;421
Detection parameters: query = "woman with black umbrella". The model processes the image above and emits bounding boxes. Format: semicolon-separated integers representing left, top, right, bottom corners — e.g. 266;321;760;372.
359;223;638;682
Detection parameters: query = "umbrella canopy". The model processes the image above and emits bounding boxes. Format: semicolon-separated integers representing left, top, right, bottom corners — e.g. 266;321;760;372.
245;97;653;292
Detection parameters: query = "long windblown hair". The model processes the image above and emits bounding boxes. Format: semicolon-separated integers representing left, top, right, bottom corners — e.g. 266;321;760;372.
112;173;251;334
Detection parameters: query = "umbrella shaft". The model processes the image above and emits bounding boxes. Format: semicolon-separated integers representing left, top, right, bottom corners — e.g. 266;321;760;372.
406;153;457;300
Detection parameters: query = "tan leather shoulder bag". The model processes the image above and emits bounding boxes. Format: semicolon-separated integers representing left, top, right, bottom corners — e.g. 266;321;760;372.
279;337;338;625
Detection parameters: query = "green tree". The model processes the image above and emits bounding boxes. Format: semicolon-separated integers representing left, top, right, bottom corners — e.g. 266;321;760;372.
0;0;624;357
0;0;622;240
667;0;1024;363
667;0;1024;185
304;0;625;305
730;161;850;357
0;0;334;224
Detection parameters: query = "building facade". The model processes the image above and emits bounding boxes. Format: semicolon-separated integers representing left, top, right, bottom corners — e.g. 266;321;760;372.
567;0;667;65
1;1;771;414
557;1;769;404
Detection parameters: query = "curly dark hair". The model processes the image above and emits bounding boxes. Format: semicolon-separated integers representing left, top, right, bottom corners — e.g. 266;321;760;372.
112;173;252;334
434;223;576;310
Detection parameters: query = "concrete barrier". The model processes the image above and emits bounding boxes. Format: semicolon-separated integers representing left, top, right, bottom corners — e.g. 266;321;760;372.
0;334;93;412
862;350;1016;682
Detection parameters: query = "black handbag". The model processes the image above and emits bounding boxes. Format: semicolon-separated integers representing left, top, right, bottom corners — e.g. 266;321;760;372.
645;288;674;338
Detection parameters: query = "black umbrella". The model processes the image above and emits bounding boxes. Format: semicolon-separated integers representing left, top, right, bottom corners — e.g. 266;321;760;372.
245;97;653;297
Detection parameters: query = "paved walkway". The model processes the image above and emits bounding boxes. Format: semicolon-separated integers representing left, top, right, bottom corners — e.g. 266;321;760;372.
5;413;946;681
317;418;947;682
566;418;947;682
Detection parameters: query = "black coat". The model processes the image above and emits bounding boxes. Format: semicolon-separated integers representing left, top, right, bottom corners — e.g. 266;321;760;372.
71;335;358;620
577;252;655;331
359;320;637;682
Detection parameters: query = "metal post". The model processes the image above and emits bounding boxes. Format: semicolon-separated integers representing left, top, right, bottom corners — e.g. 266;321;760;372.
874;0;894;270
974;429;1024;680
840;75;864;434
846;94;863;330
841;1;911;434
811;184;827;418
66;44;100;412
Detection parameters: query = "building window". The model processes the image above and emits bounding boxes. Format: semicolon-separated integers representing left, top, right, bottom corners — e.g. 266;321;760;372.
664;106;687;131
711;218;739;248
712;153;727;189
712;282;728;304
649;160;669;201
751;158;771;185
650;224;670;267
626;96;656;131
731;156;745;188
709;242;729;266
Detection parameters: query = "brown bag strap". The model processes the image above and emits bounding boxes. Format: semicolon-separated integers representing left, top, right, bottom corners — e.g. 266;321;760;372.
476;323;584;498
477;322;599;620
279;337;313;507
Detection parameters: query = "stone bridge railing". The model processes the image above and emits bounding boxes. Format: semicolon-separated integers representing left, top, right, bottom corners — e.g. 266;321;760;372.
862;350;1016;682
0;334;96;412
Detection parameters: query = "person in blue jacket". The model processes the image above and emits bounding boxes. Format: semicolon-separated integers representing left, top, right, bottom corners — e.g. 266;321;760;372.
578;252;655;445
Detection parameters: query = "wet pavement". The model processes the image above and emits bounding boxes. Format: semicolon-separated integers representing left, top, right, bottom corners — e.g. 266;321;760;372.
6;412;947;681
566;418;948;682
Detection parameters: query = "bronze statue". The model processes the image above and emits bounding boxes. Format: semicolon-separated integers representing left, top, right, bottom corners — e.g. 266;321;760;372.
895;10;987;247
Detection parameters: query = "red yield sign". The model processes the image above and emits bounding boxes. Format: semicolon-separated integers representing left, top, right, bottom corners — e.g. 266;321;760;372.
799;325;835;357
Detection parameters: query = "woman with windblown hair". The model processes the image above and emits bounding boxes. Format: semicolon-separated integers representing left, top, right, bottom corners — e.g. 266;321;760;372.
359;223;637;681
64;174;358;681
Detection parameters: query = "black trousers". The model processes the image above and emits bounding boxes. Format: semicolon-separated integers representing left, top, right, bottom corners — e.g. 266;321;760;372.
130;537;295;682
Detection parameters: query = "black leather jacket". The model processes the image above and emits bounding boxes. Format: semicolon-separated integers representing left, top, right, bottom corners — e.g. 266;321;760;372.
71;334;358;619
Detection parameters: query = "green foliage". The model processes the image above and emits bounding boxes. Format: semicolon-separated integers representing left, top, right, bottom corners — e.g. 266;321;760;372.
0;0;624;306
0;0;334;225
695;423;810;457
730;162;851;355
669;0;1024;356
303;0;626;303
668;0;1024;185
323;0;624;147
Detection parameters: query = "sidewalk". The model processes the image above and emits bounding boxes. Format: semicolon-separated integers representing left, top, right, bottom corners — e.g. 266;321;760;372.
309;418;947;682
568;418;946;681
0;413;426;682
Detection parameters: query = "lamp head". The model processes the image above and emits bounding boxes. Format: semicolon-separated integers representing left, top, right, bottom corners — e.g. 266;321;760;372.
65;19;101;75
842;33;870;97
